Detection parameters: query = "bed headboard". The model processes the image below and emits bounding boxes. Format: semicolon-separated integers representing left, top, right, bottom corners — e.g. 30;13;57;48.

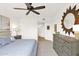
0;15;10;37
0;30;10;36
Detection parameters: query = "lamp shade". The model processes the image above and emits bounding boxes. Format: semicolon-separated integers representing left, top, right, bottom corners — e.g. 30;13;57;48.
11;24;20;36
73;25;79;39
73;25;79;31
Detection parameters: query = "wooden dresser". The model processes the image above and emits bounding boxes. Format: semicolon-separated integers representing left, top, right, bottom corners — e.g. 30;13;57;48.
53;34;79;56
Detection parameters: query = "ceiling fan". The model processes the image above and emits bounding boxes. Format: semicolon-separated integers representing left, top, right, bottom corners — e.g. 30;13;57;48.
14;3;45;15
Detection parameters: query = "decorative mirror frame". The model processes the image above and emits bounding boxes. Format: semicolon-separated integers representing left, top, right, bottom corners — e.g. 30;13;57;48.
61;5;79;35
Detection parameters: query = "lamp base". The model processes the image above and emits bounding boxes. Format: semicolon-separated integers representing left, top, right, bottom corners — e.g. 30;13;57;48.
74;31;79;39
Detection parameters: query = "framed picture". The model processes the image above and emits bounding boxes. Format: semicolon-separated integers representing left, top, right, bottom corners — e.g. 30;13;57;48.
47;25;50;30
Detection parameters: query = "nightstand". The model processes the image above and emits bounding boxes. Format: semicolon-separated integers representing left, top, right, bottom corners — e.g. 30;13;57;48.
14;35;21;39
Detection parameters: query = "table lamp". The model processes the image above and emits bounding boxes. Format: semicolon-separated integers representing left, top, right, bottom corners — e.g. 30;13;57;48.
73;25;79;39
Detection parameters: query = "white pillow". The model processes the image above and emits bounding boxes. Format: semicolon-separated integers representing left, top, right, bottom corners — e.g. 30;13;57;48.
10;36;15;41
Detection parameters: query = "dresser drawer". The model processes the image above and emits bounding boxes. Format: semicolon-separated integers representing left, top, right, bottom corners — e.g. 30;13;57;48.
63;46;71;56
53;34;79;56
61;51;68;56
64;42;72;49
56;38;64;43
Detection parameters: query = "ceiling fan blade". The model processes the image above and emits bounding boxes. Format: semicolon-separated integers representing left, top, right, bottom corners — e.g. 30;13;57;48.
29;3;32;5
32;10;40;15
14;8;27;10
25;3;32;8
33;6;45;10
26;10;31;15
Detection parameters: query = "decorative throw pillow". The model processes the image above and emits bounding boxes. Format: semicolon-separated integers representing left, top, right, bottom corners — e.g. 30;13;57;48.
0;36;11;46
0;44;2;48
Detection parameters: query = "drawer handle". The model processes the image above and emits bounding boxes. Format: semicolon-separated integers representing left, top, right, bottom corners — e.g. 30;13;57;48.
64;40;69;43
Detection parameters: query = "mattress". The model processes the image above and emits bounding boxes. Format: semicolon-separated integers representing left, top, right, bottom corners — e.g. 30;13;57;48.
0;39;37;56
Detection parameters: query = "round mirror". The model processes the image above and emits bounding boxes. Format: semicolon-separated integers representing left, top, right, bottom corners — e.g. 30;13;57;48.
64;13;75;29
61;5;79;35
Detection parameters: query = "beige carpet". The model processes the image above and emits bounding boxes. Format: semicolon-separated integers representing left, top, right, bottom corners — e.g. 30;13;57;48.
37;38;58;56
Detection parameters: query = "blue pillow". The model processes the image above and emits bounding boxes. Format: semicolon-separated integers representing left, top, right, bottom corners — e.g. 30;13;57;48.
0;37;11;46
0;44;2;48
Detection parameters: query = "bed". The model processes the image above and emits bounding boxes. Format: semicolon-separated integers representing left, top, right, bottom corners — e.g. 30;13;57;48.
0;39;37;56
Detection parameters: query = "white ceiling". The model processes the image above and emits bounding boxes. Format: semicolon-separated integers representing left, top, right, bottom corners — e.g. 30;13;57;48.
0;3;77;22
